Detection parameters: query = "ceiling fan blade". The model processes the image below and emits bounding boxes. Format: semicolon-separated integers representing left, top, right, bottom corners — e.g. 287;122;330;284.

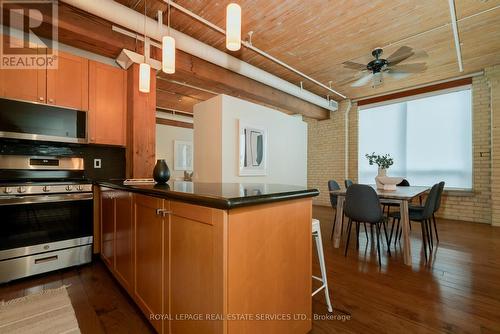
337;71;369;86
388;63;427;73
385;71;410;80
386;46;414;65
351;73;374;87
343;61;367;70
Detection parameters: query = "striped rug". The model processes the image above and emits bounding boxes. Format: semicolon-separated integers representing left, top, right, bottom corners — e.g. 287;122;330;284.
0;285;80;334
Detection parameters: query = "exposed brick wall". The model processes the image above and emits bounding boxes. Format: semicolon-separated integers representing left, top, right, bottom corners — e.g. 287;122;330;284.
304;100;347;206
488;66;500;226
306;66;500;225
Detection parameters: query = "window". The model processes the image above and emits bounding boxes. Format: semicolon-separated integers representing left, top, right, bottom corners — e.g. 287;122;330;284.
358;87;472;189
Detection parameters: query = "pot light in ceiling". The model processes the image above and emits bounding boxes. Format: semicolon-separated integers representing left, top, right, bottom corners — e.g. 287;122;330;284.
226;3;241;51
162;0;176;74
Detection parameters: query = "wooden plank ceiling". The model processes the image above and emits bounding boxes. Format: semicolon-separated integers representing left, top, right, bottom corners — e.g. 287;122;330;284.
117;0;500;104
23;1;500;118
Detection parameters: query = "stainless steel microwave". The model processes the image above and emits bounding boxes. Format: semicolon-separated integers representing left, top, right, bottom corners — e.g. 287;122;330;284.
0;98;86;144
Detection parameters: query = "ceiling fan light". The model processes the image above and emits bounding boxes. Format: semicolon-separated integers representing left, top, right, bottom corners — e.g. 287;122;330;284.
139;62;151;93
226;3;241;51
372;72;383;88
162;35;176;74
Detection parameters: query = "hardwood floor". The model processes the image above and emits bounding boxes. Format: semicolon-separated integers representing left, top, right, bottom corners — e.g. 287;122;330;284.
311;205;500;334
0;259;155;334
1;205;499;333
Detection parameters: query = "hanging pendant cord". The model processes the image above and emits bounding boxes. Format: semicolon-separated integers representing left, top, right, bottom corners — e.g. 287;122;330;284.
168;0;171;36
143;0;147;62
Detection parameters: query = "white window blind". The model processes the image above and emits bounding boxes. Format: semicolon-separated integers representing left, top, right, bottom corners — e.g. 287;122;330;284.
358;87;472;189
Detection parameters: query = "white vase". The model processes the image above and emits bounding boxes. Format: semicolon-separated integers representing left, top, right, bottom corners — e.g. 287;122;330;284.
375;168;387;189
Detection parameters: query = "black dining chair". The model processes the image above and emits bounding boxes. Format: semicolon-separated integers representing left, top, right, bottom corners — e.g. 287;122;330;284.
389;183;441;262
383;179;410;216
328;180;342;240
409;181;445;246
329;180;369;241
344;179;354;188
344;184;391;267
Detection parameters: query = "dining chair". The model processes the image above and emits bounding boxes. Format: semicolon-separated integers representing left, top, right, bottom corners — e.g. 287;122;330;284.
343;184;391;267
344;179;354;188
329;180;369;241
389;183;441;262
383;179;410;216
328;180;342;240
409;181;445;245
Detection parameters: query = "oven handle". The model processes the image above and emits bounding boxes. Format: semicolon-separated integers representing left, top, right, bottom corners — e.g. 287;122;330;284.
0;193;93;206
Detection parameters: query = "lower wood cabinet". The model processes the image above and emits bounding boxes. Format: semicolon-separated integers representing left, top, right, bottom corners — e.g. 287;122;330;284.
170;202;224;334
99;189;223;334
99;187;312;334
133;194;166;333
114;191;134;293
100;188;115;268
100;188;134;291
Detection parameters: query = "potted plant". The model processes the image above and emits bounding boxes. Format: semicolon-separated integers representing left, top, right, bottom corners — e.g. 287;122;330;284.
365;152;394;177
365;153;402;190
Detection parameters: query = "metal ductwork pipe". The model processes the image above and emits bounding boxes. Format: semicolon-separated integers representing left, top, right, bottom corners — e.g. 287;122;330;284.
61;0;337;111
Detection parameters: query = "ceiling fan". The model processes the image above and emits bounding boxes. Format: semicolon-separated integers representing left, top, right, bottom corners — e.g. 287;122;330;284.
342;46;428;88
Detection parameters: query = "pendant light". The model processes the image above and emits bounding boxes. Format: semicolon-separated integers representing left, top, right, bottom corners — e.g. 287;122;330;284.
139;0;150;93
226;3;241;51
162;0;175;74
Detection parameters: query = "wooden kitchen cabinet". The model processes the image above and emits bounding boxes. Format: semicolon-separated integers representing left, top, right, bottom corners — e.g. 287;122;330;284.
100;187;115;268
0;36;45;103
114;190;134;293
46;51;89;110
88;60;127;146
169;202;225;334
99;186;312;334
0;36;89;109
133;194;166;333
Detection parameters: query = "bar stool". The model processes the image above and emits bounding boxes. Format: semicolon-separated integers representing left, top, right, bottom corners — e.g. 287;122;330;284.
312;218;333;312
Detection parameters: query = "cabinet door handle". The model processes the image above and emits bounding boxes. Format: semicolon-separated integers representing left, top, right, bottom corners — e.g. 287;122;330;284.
39;97;44;101
156;209;172;217
48;98;54;103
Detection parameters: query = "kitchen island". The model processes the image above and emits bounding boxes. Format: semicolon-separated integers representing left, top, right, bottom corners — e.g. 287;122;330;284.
95;180;318;334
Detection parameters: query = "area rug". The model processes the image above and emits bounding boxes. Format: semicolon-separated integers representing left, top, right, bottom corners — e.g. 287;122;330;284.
0;285;80;334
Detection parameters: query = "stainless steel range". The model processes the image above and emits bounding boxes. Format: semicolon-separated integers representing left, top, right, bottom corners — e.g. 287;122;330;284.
0;155;93;283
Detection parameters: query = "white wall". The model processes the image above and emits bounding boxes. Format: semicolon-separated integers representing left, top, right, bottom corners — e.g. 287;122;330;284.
156;113;194;180
194;95;307;186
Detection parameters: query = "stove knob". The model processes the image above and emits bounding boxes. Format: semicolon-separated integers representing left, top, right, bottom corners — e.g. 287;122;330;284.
65;185;73;192
3;187;12;194
43;186;51;192
17;186;26;193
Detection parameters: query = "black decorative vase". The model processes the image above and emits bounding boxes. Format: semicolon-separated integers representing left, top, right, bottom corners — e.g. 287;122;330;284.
153;159;170;184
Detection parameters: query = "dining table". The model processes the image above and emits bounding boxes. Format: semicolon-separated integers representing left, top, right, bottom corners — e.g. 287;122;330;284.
330;185;430;266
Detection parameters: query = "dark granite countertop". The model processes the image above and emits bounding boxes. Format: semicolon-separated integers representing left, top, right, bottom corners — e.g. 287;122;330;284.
96;179;319;210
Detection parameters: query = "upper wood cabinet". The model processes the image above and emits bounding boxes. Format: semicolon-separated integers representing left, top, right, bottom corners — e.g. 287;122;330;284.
88;60;127;146
46;51;88;110
0;36;45;103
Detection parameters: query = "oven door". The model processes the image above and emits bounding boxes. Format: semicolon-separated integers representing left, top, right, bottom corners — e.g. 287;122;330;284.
0;193;93;260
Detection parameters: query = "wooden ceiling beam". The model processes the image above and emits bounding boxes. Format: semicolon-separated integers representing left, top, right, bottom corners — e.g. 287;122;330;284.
158;49;330;119
28;3;331;120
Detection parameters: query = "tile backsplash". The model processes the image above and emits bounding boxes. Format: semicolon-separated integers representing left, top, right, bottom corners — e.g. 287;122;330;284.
0;139;125;181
